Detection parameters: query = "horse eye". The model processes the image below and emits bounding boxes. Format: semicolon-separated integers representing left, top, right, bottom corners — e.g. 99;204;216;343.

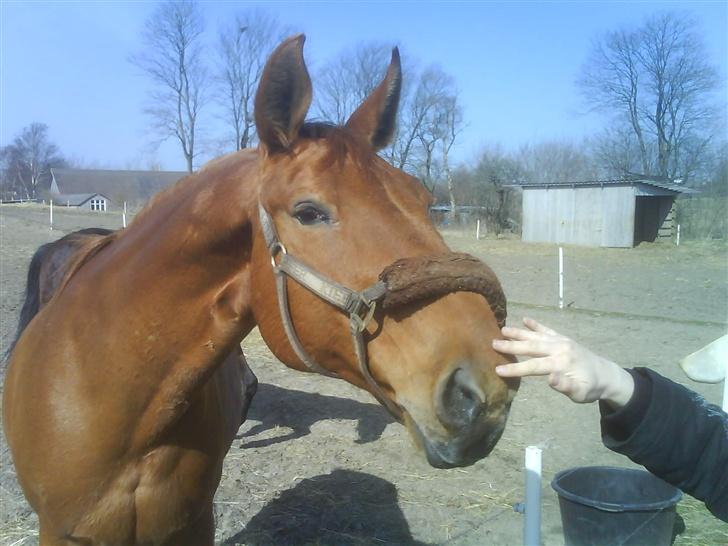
293;203;330;225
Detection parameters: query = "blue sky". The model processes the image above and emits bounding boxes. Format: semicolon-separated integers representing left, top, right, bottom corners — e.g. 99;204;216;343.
1;1;726;171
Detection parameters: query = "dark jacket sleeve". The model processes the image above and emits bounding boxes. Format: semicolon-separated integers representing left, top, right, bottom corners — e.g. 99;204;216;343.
599;367;728;522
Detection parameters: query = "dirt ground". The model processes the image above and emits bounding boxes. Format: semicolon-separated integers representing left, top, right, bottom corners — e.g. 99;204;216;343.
1;205;726;545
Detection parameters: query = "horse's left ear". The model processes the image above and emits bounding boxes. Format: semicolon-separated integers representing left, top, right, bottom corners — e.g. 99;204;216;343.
345;47;402;151
255;34;313;153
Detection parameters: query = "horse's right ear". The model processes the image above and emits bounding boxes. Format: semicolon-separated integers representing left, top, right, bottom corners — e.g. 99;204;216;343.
345;47;402;151
255;35;312;153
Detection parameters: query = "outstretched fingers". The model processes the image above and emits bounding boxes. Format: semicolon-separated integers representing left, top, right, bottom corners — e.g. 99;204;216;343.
523;317;558;336
494;357;557;378
492;337;553;357
501;325;545;341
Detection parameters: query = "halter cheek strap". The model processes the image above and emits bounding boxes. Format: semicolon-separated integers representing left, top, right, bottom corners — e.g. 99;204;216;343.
258;204;399;417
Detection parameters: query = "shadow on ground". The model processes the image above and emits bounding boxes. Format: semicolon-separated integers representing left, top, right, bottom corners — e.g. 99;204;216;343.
237;383;395;448
224;469;429;545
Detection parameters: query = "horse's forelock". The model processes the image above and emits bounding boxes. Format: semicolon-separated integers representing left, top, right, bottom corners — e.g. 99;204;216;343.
298;122;377;172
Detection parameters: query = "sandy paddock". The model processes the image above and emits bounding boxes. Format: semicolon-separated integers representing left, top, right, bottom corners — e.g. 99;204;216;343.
1;204;726;545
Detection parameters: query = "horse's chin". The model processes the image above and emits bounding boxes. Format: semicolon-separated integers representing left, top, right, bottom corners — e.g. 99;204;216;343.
402;408;509;469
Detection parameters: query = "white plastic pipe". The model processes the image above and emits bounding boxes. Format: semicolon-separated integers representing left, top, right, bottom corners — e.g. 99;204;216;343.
49;201;53;231
524;446;542;546
123;201;127;228
676;224;681;246
558;247;564;310
476;219;480;240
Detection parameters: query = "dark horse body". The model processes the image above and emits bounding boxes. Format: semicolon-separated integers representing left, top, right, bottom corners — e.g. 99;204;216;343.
4;36;517;544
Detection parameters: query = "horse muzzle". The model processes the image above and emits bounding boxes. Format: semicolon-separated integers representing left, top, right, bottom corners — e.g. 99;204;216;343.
395;364;517;468
427;366;514;468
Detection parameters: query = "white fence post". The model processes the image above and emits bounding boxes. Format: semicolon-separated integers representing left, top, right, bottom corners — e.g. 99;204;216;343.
558;247;564;310
123;201;127;228
524;446;542;546
476;219;481;240
49;201;53;231
676;224;681;246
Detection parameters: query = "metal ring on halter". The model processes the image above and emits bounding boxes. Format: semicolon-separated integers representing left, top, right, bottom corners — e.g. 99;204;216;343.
351;300;377;333
269;242;287;268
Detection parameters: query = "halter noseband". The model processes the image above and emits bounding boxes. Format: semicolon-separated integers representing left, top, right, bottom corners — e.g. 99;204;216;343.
258;204;399;417
258;203;508;420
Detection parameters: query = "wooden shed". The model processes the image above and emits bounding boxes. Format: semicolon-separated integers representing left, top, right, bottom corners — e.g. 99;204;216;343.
517;178;697;248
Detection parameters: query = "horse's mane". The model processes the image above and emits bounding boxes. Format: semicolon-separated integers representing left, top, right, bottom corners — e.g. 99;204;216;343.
5;241;54;362
5;229;117;363
53;232;118;300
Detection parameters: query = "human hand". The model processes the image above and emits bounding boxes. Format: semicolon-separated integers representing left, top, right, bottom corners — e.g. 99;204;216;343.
492;318;634;408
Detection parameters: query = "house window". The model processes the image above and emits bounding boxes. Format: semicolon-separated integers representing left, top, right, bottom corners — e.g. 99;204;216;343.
90;198;107;212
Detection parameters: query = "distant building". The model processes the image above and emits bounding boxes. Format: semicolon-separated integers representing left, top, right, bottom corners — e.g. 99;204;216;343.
429;204;488;226
48;168;188;211
50;192;114;211
514;177;697;248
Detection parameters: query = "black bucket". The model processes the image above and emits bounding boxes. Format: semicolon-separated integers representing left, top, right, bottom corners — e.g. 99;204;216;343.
551;466;682;546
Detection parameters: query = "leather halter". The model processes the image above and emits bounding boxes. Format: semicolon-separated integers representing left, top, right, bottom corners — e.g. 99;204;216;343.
258;204;401;417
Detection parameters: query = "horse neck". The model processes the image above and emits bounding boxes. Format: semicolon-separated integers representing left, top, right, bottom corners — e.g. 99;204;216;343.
71;153;260;445
102;152;259;365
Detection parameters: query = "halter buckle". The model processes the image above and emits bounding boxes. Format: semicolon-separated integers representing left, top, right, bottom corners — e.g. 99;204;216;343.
350;298;377;333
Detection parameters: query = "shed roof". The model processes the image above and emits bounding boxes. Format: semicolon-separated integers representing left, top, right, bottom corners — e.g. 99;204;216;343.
512;177;698;194
50;168;188;204
51;193;109;206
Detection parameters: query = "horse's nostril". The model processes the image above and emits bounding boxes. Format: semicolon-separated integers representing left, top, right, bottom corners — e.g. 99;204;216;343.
439;368;486;430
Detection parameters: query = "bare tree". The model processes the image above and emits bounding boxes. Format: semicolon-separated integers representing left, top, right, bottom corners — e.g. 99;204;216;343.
518;140;600;183
579;12;719;181
579;30;649;174
474;147;523;235
638;13;718;179
440;95;463;220
590;127;652;177
391;66;452;174
315;46;464;195
0;123;65;200
315;42;392;124
450;145;522;235
413;80;447;192
216;10;282;150
676;142;728;239
132;0;207;172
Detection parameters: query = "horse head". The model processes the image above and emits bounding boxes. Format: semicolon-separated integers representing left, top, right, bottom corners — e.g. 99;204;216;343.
250;35;518;468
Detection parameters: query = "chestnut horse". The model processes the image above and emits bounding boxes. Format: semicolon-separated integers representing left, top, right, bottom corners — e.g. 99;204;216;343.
3;36;517;545
7;226;259;445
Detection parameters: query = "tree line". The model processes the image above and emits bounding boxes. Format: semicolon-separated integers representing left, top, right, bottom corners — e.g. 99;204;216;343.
128;0;467;210
2;4;724;237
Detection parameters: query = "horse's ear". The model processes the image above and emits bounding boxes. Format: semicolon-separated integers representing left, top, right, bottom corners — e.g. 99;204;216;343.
255;34;312;153
345;48;402;151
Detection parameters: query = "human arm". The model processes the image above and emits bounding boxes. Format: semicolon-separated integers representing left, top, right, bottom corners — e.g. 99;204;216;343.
492;318;728;522
604;367;728;522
